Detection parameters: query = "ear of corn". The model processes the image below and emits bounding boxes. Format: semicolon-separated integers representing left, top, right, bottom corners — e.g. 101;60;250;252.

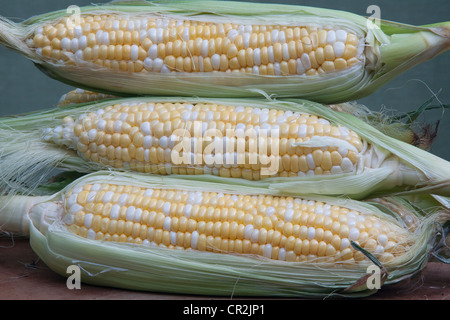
0;171;447;297
1;97;449;199
0;0;448;103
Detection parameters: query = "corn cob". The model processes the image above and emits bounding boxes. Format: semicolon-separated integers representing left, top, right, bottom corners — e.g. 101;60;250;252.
55;88;434;149
0;171;447;297
1;1;449;102
1;97;449;199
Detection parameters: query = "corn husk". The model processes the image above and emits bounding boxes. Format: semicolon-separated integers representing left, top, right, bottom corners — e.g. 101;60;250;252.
0;0;449;103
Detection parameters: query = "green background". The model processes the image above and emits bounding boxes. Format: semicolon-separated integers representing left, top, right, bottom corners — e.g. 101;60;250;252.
0;0;448;160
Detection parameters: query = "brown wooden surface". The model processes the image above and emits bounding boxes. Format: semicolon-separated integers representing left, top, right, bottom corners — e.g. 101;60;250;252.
1;237;449;300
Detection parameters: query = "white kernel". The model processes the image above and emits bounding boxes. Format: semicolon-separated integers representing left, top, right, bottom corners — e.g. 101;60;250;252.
156;28;163;43
201;39;209;57
306;153;316;169
340;238;350;250
264;244;272;258
243;33;250;48
84;213;93;228
78;35;87;49
298;124;307;137
184;204;192;217
315;206;323;214
134;208;142;222
341;157;354;173
143;57;153;71
347;218;357;227
162;202;171;215
251;229;259;242
268;45;274;63
110;204;120;219
143;135;152;148
282;43;289;60
126;206;135;220
327;30;336;44
69;203;83;214
113;120;122;133
75;49;83;61
191;230;199;249
102;191;114;203
348;228;360;241
67;194;78;208
339;126;350;136
264;206;275;217
284;208;294;222
336;30;348;42
86;192;96;203
271;29;279;43
127;20;135;31
227;29;239;42
163;216;171;230
198;56;204;71
318;118;330;125
143;189;154;197
71;38;79;52
337;147;349;157
278;248;286;261
296;58;305;74
182;27;189;41
74;26;82;38
211;54;220;70
87;129;97;141
244;224;254;240
112;20;120;31
61;38;71;51
334;42;345;58
118;193;128;205
161;65;170;73
331;166;343;174
307;227;315;240
170;231;177;245
274;62;281;75
153;58;163;72
91;184;101;191
378;234;388;247
97;119;106;130
278;31;286;43
139;30;147;42
300;53;311;70
130;44;139;61
253;48;261;65
375;245;385;255
159;136;168;148
148;44;158;59
148;28;157;42
87;229;96;240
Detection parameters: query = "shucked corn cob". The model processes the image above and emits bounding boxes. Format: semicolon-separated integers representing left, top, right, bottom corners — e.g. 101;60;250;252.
55;88;433;149
1;97;449;199
0;172;447;297
1;1;449;102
